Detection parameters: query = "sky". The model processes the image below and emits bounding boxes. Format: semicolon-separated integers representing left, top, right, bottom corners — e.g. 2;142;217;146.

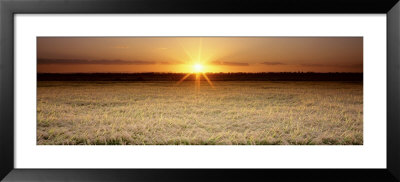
37;37;363;73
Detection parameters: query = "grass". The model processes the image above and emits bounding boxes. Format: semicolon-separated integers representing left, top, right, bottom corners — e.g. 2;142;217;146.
37;81;363;145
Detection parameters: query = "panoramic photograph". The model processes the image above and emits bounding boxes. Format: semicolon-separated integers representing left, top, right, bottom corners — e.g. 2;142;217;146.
37;37;363;145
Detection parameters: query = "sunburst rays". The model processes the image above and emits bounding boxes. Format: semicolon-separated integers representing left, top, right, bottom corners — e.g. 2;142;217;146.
176;38;214;90
176;73;192;85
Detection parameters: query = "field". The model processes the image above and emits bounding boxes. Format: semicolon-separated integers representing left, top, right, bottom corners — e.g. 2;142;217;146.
37;81;363;145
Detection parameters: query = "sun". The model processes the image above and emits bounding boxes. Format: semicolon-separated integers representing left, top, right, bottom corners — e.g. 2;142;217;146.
177;62;214;89
193;63;204;73
176;39;214;90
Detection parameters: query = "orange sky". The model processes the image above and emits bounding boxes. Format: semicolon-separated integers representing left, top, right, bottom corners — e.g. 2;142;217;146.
37;37;363;73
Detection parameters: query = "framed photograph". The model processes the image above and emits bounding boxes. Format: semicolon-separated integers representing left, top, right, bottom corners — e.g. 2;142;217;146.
1;0;399;181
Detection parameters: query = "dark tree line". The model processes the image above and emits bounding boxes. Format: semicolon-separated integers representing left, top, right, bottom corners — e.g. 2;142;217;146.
37;72;363;82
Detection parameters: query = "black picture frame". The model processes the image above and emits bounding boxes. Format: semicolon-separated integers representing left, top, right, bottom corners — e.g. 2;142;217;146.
1;0;399;181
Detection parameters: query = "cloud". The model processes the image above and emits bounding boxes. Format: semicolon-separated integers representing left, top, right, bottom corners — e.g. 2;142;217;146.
346;63;363;68
160;61;171;65
159;61;185;65
38;58;156;65
299;63;362;68
111;45;129;49
299;63;326;67
259;61;362;68
210;61;249;66
261;61;286;65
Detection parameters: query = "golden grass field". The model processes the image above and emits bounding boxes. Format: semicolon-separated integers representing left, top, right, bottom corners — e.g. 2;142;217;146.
37;81;363;145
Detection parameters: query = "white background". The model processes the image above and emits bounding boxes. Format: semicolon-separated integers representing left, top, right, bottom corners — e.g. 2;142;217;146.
15;14;386;168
